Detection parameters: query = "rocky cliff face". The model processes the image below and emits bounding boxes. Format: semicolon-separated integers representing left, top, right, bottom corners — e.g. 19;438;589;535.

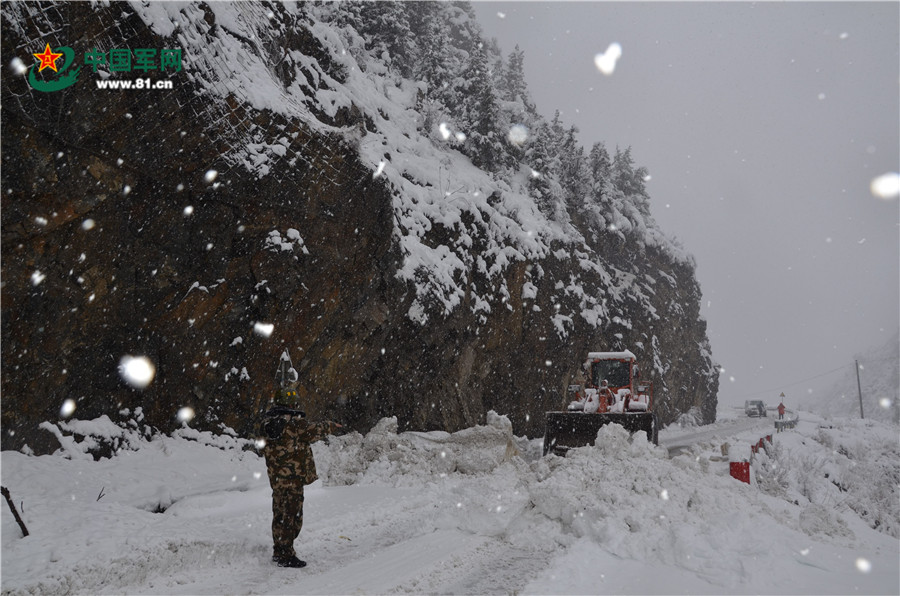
1;2;717;454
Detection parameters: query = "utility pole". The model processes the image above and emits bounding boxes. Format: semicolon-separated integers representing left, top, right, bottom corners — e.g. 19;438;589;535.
855;359;864;419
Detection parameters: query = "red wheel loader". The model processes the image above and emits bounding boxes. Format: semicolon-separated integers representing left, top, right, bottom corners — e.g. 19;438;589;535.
543;350;659;456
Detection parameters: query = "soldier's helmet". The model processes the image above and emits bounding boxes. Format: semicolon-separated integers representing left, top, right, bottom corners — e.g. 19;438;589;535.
274;387;300;408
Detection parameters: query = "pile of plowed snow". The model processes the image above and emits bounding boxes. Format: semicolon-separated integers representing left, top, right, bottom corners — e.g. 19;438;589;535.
2;410;897;595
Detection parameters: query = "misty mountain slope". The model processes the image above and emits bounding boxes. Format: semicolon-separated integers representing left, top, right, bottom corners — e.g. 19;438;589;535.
801;331;899;425
1;1;715;451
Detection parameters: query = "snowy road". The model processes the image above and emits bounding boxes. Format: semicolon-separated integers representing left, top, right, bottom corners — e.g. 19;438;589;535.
85;477;552;595
660;410;775;456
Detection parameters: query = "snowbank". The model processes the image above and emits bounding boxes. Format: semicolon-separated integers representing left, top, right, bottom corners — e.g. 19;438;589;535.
2;409;897;595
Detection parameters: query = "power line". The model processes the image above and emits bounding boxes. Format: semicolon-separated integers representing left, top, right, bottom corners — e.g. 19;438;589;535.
725;363;855;401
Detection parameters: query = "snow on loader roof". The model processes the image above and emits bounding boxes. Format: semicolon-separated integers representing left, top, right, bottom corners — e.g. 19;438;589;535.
586;350;636;361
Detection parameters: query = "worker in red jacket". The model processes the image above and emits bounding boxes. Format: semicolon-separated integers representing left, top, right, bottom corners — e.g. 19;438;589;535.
598;380;616;412
777;402;786;420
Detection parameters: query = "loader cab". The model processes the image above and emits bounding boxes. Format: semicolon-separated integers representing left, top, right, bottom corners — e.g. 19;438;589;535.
587;353;634;392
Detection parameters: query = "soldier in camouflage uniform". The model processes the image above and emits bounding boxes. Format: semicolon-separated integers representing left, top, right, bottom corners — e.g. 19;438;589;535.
262;387;340;568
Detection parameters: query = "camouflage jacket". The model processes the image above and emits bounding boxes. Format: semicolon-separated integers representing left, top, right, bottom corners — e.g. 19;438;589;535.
262;406;338;485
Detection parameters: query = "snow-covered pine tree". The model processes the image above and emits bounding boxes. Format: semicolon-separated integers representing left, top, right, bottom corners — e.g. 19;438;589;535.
612;146;652;219
527;121;565;218
502;45;537;118
351;1;416;77
414;13;457;135
589;142;612;199
458;41;503;172
557;126;592;211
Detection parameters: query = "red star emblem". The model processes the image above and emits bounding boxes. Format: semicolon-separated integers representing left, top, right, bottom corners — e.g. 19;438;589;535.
33;43;63;72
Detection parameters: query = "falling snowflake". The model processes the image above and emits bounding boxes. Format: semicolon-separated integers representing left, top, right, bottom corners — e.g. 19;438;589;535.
253;322;274;337
177;406;195;423
118;355;156;388
594;42;622;76
507;124;528;146
204;169;218;183
870;172;899;200
82;219;96;230
9;57;27;75
60;399;76;418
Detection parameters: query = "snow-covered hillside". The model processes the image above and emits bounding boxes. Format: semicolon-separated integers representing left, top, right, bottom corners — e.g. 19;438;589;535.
1;0;718;448
124;0;682;331
2;408;897;595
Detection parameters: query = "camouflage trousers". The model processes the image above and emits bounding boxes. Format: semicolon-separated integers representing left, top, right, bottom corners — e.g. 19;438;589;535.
270;476;305;558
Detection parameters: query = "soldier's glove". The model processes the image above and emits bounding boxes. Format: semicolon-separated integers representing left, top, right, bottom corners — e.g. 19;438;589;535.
265;417;286;441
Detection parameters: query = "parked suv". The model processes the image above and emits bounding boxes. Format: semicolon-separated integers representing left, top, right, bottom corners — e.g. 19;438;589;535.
745;400;767;417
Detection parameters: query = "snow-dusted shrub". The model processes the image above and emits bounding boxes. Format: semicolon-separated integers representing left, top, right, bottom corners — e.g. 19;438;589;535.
39;414;254;461
39;415;157;461
799;503;854;540
782;420;900;538
754;441;789;498
840;438;900;538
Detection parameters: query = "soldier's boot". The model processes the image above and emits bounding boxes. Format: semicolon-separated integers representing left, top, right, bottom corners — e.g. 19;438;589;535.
273;554;306;568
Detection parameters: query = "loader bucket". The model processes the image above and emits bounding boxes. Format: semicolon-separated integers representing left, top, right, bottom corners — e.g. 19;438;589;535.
543;411;658;456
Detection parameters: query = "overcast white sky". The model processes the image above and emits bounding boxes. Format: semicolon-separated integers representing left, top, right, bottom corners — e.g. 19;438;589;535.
473;1;900;408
